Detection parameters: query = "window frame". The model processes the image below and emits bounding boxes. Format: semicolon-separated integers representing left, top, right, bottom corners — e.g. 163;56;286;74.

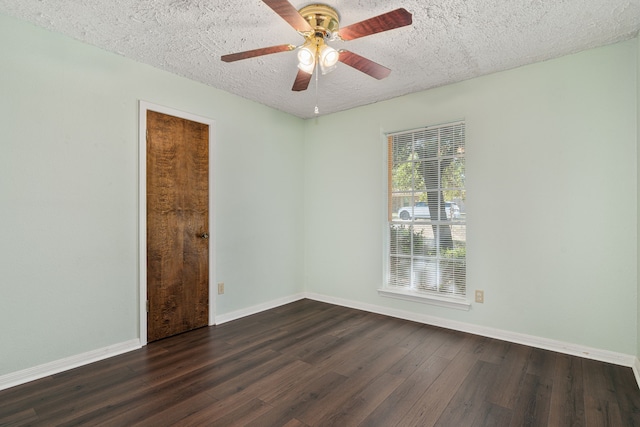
379;121;470;311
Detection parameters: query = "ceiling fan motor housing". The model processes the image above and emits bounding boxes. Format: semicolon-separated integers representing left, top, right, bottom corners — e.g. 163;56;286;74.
299;4;340;38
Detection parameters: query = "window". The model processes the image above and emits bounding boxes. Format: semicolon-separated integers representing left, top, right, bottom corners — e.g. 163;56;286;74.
383;121;467;308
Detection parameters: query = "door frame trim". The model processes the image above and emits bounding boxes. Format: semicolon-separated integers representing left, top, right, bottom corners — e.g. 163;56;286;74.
138;101;216;346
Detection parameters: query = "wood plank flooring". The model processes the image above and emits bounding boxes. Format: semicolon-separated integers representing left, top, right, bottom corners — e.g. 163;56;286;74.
1;299;639;426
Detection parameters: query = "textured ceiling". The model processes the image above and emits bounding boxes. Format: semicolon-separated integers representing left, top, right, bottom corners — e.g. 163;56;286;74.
1;0;639;118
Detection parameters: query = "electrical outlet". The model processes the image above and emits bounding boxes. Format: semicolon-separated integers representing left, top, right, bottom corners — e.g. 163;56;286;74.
475;290;484;303
217;282;225;295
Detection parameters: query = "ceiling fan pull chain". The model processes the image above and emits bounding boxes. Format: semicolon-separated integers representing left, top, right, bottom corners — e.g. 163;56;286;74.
314;60;320;115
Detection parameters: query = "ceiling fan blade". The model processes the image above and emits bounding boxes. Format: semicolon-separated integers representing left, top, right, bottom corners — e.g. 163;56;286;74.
221;44;295;62
338;8;412;41
338;50;391;80
263;0;313;33
292;68;313;91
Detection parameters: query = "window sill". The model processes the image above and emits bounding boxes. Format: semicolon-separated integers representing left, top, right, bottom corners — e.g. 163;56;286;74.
377;288;471;311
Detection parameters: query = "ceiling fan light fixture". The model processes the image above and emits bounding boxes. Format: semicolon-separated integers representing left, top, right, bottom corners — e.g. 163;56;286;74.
297;60;315;74
297;45;315;66
319;44;339;74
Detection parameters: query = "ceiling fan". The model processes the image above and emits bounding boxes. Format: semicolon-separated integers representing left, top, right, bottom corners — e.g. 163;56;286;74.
221;0;412;92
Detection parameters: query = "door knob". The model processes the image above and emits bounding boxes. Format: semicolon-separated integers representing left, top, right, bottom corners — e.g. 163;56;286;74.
200;232;209;239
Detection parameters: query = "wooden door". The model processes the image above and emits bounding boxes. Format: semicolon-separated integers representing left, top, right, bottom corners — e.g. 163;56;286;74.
146;110;209;342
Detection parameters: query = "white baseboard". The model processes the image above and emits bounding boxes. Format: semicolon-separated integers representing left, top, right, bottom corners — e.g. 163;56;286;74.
0;339;141;392
215;293;306;325
305;292;639;374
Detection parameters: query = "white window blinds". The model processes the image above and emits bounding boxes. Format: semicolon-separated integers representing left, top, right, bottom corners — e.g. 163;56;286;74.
387;121;466;297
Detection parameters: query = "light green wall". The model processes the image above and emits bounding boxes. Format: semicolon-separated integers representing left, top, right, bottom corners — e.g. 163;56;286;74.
304;39;638;355
0;14;305;375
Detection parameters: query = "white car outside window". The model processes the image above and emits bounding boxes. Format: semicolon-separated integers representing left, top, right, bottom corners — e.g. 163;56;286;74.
397;201;460;220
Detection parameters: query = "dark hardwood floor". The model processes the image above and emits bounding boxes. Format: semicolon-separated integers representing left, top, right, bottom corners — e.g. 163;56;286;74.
2;299;639;426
